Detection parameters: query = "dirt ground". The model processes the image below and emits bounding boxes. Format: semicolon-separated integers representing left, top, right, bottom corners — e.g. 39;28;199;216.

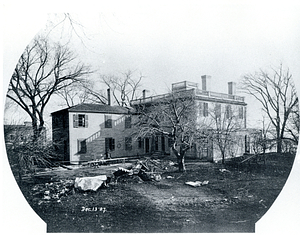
19;153;295;233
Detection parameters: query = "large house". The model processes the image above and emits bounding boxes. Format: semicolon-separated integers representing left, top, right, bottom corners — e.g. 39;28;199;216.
130;75;248;162
52;75;249;164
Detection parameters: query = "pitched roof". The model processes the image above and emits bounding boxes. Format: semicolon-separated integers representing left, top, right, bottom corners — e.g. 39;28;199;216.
52;103;133;115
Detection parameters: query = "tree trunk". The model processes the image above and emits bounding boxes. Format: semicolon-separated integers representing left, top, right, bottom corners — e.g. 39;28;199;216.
221;151;225;164
276;115;282;153
171;144;186;172
177;154;186;172
277;138;282;153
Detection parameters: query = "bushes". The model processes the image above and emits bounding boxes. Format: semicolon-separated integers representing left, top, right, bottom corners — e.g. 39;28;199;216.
5;140;57;183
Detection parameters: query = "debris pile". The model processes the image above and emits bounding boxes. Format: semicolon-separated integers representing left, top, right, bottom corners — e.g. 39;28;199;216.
82;158;126;168
111;158;176;183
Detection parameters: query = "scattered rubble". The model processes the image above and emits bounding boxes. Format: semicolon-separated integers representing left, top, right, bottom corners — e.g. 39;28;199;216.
113;167;133;178
185;180;209;187
219;168;231;173
112;158;175;183
31;179;74;204
259;199;268;208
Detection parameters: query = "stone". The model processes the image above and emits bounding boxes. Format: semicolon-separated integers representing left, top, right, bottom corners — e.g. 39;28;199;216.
185;181;209;187
74;175;107;191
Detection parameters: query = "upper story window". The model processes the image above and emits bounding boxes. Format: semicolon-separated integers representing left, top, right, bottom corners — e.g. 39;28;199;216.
105;115;112;128
225;105;232;119
125;115;132;129
198;102;209;117
73;114;88;128
215;104;221;119
78;114;86;127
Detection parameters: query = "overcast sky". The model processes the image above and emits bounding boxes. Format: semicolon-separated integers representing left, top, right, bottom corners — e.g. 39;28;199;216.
2;1;300;127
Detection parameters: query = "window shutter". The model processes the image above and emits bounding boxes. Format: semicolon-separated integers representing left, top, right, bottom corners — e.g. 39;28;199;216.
85;115;88;128
73;114;78;128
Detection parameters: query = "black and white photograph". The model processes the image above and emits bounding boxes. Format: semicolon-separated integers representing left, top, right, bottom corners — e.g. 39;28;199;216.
1;1;300;234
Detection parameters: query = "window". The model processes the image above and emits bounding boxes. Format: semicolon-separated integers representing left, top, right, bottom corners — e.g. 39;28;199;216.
105;138;115;151
105;115;112;128
198;102;203;117
154;136;159;151
73;114;88;128
125;115;132;129
215;104;221;119
161;136;165;152
199;102;208;117
225;105;232;119
239;106;244;119
78;139;87;153
78;114;86;127
125;137;132;151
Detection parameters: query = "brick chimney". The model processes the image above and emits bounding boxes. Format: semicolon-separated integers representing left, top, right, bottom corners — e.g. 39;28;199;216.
201;75;211;91
107;88;111;105
228;82;236;95
142;89;149;100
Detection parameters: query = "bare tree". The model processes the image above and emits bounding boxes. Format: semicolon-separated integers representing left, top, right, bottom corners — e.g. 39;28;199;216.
45;13;91;46
7;36;91;141
285;105;299;145
250;118;272;157
57;79;95;107
134;90;206;172
83;81;109;105
101;70;143;106
209;103;245;164
241;64;299;153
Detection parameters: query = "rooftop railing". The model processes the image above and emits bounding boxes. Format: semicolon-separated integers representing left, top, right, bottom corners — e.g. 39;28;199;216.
195;89;245;102
131;88;245;105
